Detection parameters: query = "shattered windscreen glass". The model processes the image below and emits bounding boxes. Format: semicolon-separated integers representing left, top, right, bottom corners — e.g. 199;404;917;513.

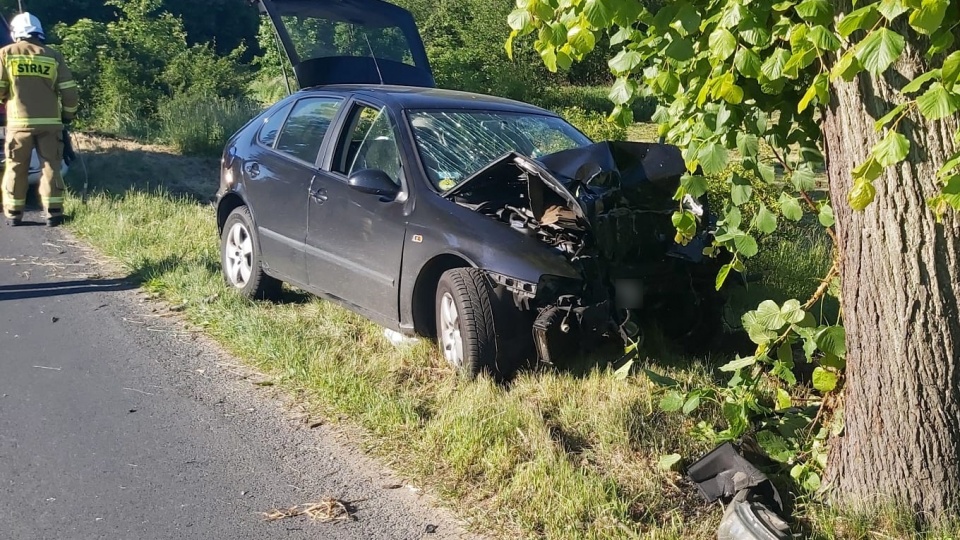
407;110;591;190
281;15;415;65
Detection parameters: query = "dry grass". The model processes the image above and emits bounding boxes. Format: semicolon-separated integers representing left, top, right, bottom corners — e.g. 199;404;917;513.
263;497;355;523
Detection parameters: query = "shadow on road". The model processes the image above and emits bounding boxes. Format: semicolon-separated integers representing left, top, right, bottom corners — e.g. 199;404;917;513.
0;278;135;301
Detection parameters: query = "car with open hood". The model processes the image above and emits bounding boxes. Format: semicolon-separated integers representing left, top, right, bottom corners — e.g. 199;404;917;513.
216;0;725;378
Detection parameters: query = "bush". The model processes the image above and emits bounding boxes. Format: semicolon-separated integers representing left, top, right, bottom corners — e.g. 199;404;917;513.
558;107;627;142
529;86;658;122
158;93;262;156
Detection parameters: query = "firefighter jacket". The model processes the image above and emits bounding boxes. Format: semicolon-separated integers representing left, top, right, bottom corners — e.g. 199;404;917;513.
0;38;79;130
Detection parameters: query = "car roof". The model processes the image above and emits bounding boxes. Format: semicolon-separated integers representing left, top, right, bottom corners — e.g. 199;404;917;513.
299;84;560;117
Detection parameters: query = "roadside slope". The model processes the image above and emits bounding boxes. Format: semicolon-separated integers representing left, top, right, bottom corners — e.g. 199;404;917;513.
0;215;476;539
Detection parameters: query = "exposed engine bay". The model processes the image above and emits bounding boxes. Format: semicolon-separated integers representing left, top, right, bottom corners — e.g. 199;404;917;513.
444;141;725;363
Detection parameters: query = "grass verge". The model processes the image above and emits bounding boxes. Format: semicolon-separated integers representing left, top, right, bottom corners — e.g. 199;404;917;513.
60;133;951;539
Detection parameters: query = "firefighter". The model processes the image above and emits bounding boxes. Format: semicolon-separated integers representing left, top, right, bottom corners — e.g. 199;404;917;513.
0;12;79;227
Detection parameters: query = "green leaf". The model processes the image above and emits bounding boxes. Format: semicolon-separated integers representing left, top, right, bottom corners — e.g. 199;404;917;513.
855;28;906;76
796;0;834;25
917;83;960;120
644;369;680;388
928;29;955;58
804;472;822;492
698;142;729;175
656;71;681;95
772;360;798;386
682;394;701;415
818;203;836;227
792;167;818;191
735;48;763;78
852;155;884;181
658;453;683;470
874;103;909;131
754;204;778;234
943;51;960;87
939;151;960;176
721;401;749;437
674;2;702;35
872;130;911;167
734;232;759;258
877;0;909;21
778;193;804;221
665;36;696;62
909;0;950;35
849;178;877;210
613;359;634;380
815;326;847;357
507;8;533;31
720;355;758;372
660;391;685;412
813;367;839;392
901;69;940;95
808;25;841;51
831;49;863;82
757;430;794;462
583;0;613;27
539;46;558;72
709;28;738;60
608;49;643;74
755;299;787;330
672;210;698;239
784;46;817;79
760;48;791;81
776;388;792;410
716;264;732;290
731;174;754;206
567;24;597;55
837;5;881;38
781;299;806;324
758;162;776;183
680;174;709;198
609;77;637;105
742;311;778;345
737;133;760;158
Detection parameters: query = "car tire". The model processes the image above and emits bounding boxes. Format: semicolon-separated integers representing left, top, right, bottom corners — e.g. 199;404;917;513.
435;268;500;378
220;206;282;300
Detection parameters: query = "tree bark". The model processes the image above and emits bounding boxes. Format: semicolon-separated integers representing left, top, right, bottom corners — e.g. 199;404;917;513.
822;8;960;518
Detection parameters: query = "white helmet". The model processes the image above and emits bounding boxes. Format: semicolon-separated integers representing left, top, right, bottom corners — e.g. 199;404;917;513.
10;12;44;41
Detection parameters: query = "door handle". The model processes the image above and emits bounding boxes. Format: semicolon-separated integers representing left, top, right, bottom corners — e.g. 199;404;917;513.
244;162;261;179
310;188;328;204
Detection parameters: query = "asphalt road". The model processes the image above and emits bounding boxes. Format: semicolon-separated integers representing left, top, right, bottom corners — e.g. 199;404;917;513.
0;210;475;540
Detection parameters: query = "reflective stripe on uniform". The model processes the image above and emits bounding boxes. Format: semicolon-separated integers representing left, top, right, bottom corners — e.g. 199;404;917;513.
6;116;62;127
42;196;65;204
3;198;26;208
62;105;78;113
57;80;77;90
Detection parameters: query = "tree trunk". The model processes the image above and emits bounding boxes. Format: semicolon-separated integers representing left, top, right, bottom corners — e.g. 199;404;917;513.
822;8;960;518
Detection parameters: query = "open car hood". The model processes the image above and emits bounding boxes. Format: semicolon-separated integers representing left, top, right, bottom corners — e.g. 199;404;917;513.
443;141;686;226
257;0;435;88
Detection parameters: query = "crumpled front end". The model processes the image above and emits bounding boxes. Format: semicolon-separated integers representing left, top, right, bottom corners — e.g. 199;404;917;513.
444;141;724;364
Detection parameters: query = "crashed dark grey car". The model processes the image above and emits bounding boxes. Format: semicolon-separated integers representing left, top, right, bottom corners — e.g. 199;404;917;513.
215;0;725;377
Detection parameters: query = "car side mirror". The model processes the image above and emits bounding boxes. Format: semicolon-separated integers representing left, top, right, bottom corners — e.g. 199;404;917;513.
347;169;400;199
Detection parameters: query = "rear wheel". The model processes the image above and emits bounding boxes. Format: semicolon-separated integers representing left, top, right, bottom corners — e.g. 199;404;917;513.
435;268;501;378
220;206;282;300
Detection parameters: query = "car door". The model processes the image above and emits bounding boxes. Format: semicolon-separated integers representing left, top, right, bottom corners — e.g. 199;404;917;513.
244;95;344;284
305;100;408;321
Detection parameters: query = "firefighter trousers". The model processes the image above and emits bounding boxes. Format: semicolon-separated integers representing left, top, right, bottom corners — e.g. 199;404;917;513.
2;127;65;218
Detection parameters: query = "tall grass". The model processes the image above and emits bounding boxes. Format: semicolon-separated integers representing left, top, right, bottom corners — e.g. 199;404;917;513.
157;93;263;156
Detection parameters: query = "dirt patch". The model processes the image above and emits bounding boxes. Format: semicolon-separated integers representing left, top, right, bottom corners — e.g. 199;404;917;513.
72;132;220;200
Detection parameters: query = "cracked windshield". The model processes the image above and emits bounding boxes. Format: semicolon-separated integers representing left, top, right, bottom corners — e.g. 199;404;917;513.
408;110;590;191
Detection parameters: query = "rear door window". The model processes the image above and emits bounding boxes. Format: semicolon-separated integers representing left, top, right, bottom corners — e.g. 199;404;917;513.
257;102;293;148
275;97;343;164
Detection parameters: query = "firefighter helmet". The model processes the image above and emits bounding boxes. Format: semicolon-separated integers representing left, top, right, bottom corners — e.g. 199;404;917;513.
9;12;44;42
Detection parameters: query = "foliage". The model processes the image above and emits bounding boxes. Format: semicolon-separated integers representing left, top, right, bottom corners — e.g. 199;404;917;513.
507;0;960;504
53;0;249;136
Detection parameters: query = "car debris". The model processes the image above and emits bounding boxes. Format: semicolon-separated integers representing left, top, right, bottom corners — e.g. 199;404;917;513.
443;141;725;362
686;442;792;540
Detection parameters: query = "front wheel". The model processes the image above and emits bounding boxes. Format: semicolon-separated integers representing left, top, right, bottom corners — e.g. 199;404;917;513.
220;206;282;300
435;268;502;379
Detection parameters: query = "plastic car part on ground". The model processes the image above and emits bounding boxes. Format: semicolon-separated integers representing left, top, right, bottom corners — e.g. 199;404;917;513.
686;442;792;540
